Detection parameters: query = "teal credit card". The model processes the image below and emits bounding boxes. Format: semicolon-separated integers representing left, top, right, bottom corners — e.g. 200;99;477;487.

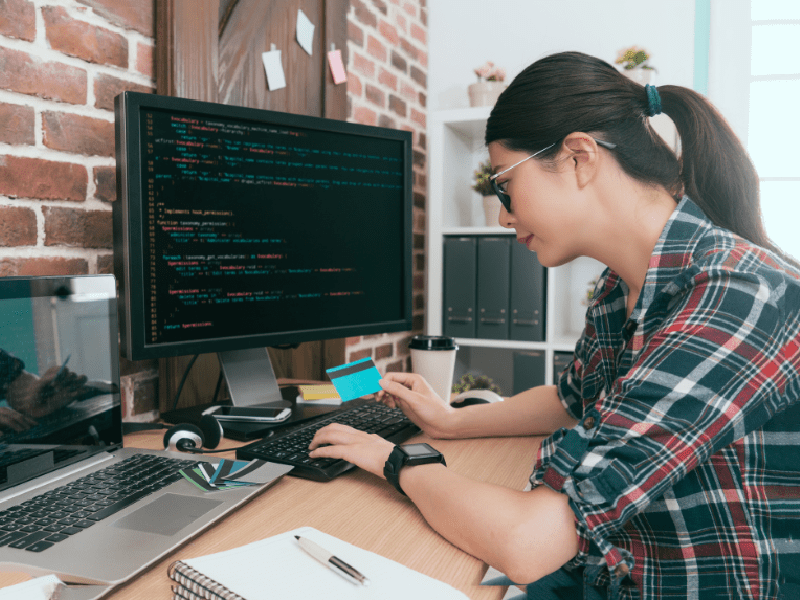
326;357;382;401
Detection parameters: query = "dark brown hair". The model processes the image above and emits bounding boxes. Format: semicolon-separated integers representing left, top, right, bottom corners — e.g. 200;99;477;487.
485;51;777;254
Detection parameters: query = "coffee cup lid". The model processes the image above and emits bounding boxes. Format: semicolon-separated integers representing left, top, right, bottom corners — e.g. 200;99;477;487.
408;335;458;351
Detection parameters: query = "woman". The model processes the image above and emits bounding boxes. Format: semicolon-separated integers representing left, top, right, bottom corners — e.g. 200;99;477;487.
309;52;800;599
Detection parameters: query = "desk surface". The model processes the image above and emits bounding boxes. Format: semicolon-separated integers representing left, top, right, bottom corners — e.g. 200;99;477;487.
0;428;542;599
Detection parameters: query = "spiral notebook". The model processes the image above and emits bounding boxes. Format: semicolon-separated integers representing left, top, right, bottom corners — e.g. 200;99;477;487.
167;527;469;600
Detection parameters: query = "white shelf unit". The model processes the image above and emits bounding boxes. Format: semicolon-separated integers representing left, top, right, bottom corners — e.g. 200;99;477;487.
426;107;606;388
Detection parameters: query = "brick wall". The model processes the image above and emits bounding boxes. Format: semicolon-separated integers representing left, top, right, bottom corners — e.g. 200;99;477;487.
344;0;428;373
0;0;158;420
0;0;428;418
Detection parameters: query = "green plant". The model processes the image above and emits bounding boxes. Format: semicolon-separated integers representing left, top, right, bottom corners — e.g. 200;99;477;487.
472;160;494;196
452;373;500;395
615;46;655;70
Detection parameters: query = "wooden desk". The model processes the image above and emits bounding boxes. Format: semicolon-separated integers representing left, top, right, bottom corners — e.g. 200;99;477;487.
1;429;542;599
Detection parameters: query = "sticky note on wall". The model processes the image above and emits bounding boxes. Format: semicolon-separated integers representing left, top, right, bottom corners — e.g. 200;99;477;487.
296;9;315;55
262;47;286;91
328;49;346;85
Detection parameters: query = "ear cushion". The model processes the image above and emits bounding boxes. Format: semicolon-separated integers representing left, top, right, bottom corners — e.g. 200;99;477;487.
198;414;223;449
163;423;204;452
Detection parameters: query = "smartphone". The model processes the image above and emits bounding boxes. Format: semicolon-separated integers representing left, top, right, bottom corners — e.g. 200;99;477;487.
211;406;292;423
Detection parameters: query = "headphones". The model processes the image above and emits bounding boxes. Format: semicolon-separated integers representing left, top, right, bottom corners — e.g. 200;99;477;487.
162;414;227;454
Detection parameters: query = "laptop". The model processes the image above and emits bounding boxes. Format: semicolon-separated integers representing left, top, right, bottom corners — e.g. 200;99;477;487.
0;275;291;588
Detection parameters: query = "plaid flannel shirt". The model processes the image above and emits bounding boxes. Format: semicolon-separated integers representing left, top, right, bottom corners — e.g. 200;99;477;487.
531;197;800;599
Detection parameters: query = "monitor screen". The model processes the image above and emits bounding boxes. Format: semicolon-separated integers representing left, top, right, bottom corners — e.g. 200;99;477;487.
113;92;413;364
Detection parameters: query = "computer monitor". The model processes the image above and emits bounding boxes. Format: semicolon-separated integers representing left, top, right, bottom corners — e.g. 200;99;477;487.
113;92;412;405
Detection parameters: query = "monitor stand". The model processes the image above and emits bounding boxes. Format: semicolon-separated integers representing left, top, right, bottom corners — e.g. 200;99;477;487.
217;347;284;406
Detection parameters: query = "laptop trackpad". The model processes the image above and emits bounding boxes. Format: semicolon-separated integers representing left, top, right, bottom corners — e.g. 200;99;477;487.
112;493;223;536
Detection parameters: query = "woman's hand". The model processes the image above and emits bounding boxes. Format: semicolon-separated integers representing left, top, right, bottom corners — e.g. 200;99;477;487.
308;423;396;479
6;367;88;419
376;372;459;439
0;406;37;432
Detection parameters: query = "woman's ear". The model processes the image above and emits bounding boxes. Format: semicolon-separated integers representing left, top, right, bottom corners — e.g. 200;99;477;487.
562;133;600;189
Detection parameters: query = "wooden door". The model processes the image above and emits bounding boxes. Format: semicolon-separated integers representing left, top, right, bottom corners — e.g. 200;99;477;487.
155;0;347;410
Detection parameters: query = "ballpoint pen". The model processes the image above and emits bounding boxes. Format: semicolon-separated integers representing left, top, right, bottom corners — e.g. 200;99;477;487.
294;535;370;586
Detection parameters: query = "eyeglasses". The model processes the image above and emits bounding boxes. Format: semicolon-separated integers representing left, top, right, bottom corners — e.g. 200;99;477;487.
488;138;617;212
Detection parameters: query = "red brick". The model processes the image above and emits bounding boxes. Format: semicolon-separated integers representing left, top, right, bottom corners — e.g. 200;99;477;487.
352;52;375;78
395;12;407;33
77;0;155;37
348;348;373;362
384;359;404;373
378;114;396;129
0;206;37;246
371;0;388;15
417;48;428;68
410;22;426;45
410;65;426;88
375;343;393;359
390;50;407;73
365;84;385;107
43;206;112;248
378;20;399;46
347;19;364;47
400;81;416;102
93;166;116;203
43;6;128;68
43;111;115;157
348;72;363;98
388;94;407;117
134;42;154;78
352;1;377;28
410;108;426;128
0;257;87;277
0;156;87;202
400;38;419;63
0;46;87;105
97;253;114;274
0;102;35;146
94;72;154;111
0;0;35;41
352;105;377;126
403;2;417;17
346;337;362;346
378;68;398;90
366;35;387;62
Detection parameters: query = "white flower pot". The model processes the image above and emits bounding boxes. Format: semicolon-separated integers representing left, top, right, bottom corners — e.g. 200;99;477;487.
468;81;506;107
482;195;501;227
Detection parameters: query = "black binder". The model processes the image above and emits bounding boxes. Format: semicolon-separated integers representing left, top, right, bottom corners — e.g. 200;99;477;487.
443;236;477;338
512;350;546;394
509;242;546;341
477;236;510;340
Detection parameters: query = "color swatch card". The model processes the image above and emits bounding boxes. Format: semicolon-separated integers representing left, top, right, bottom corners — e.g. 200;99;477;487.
326;357;382;401
327;49;347;84
262;47;286;91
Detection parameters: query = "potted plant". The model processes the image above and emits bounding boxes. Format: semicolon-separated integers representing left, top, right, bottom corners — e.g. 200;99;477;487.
472;159;500;226
451;373;501;395
468;61;507;107
615;46;656;86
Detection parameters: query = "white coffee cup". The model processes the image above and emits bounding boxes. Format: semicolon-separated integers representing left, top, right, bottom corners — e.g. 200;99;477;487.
408;335;458;402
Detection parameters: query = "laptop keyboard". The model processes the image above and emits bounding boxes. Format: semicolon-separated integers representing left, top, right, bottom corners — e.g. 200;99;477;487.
0;453;196;553
237;399;420;482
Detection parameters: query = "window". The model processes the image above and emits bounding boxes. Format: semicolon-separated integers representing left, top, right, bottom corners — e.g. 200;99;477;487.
749;1;800;261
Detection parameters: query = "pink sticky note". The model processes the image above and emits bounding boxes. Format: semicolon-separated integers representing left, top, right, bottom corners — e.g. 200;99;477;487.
327;49;346;85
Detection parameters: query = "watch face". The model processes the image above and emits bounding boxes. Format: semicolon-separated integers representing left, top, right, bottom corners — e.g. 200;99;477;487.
402;443;440;458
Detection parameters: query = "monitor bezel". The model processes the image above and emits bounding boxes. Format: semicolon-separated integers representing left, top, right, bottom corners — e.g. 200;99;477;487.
114;92;413;361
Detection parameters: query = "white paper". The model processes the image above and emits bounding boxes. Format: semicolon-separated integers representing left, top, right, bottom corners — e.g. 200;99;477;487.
262;49;286;91
296;9;315;56
0;575;63;600
178;527;469;599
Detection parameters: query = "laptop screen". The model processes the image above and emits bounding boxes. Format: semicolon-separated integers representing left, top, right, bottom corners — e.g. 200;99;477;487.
0;275;122;492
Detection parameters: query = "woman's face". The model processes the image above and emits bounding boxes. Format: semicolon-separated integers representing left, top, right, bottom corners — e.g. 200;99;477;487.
488;141;588;268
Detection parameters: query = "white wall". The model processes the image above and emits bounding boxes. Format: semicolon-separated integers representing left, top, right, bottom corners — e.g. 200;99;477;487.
428;0;696;111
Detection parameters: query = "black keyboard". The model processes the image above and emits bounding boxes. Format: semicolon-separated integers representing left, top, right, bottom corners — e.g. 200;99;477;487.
0;453;196;553
237;399;420;481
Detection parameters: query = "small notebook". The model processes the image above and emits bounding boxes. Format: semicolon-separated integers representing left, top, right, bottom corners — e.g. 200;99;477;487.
167;527;469;600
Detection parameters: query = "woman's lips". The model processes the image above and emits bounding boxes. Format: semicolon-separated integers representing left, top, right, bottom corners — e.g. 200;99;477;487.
518;235;534;246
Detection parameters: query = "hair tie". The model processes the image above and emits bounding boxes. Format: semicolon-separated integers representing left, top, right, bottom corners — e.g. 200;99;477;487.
644;84;662;117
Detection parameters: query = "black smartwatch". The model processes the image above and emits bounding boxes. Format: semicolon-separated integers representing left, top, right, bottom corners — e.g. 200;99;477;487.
384;443;446;496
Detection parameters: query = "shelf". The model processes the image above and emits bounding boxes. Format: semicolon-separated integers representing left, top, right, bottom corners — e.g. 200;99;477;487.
442;227;509;236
